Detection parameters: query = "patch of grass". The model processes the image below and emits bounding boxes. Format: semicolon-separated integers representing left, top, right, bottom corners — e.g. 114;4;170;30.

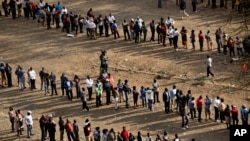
155;72;175;80
192;81;205;86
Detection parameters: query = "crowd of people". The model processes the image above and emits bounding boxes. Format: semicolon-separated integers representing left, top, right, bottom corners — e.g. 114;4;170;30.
1;0;249;141
0;0;247;56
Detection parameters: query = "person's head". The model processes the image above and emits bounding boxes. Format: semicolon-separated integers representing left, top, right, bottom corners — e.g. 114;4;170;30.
141;86;144;89
124;79;128;83
164;130;167;135
147;132;150;136
133;86;136;90
138;131;141;135
153;79;156;83
27;110;32;115
82;87;85;91
199;30;202;34
156;134;160;139
221;98;224;102
191;139;195;141
226;104;229;109
207;30;210;33
175;134;178;138
74;119;76;123
207;55;210;58
87;75;90;79
188;90;191;94
124;19;126;22
217;96;220;99
191;29;194;33
122;126;126;131
9;107;13;111
165;88;168;92
59;116;62;120
191;97;195;101
206;95;209;99
173;85;176;89
199;95;202;99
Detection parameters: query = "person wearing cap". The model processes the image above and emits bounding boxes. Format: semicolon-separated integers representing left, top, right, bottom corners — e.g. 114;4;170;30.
25;110;34;138
231;105;239;125
240;104;249;125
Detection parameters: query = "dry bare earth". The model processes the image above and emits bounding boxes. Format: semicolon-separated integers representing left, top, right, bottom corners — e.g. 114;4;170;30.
0;0;250;141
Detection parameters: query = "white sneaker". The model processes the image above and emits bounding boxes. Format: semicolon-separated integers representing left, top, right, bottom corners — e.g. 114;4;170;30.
182;127;186;130
185;125;189;129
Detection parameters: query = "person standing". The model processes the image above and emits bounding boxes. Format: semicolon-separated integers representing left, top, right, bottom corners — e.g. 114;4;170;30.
173;28;179;49
240;104;249;125
74;75;81;99
188;97;197;119
39;67;45;91
86;75;94;101
48;117;56;141
49;72;58;96
158;0;162;8
123;80;131;108
8;107;15;132
218;98;226;123
25;110;34;138
84;119;93;141
121;126;129;141
108;13;115;34
190;30;195;50
170;85;177;111
198;30;204;51
192;0;197;12
94;81;102;107
204;95;212;120
231;105;239;125
104;16;109;37
18;67;26;90
61;73;67;96
117;79;125;103
58;116;65;141
140;86;146;107
196;95;203;122
180;99;189;129
81;87;90;111
150;20;155;42
206;55;214;79
65;119;75;141
224;104;231;129
132;86;139;108
112;87;119;110
167;26;174;46
215;29;222;53
64;78;73;101
39;115;47;141
29;67;36;90
163;88;170;113
205;30;213;51
73;120;79;141
3;63;12;87
214;96;221;122
235;36;244;57
122;19;130;41
146;87;154;111
160;23;167;46
152;79;160;103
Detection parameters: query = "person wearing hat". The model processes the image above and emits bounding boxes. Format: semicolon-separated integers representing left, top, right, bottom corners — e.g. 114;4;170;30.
240;104;249;125
25;110;34;138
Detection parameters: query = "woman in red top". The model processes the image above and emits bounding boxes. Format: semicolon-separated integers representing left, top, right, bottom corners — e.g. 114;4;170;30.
231;105;239;125
198;30;204;51
196;95;203;122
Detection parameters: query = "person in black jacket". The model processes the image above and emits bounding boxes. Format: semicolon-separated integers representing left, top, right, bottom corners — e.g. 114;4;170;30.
156;22;162;44
5;63;13;87
133;21;140;43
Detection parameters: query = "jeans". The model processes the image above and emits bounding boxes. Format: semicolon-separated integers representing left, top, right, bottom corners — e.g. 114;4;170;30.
191;41;195;49
182;115;189;127
125;91;129;107
214;107;219;121
164;101;170;113
197;108;202;121
216;38;221;53
40;126;45;141
27;125;33;137
190;108;196;119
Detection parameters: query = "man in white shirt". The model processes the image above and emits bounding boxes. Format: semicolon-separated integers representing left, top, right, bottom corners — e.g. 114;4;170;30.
25;110;34;138
214;96;221;122
165;17;175;28
29;67;36;90
152;79;160;103
170;85;177;111
108;13;115;34
86;75;94;101
206;55;214;79
38;0;46;9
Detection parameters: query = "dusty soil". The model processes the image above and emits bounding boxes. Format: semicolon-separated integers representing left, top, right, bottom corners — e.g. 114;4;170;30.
0;0;250;141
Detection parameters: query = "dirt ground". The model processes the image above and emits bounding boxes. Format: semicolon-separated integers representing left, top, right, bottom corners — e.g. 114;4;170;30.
1;0;250;141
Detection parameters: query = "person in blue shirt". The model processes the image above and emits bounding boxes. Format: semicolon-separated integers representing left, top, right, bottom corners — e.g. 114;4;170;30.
240;104;249;125
64;77;73;101
140;86;146;107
